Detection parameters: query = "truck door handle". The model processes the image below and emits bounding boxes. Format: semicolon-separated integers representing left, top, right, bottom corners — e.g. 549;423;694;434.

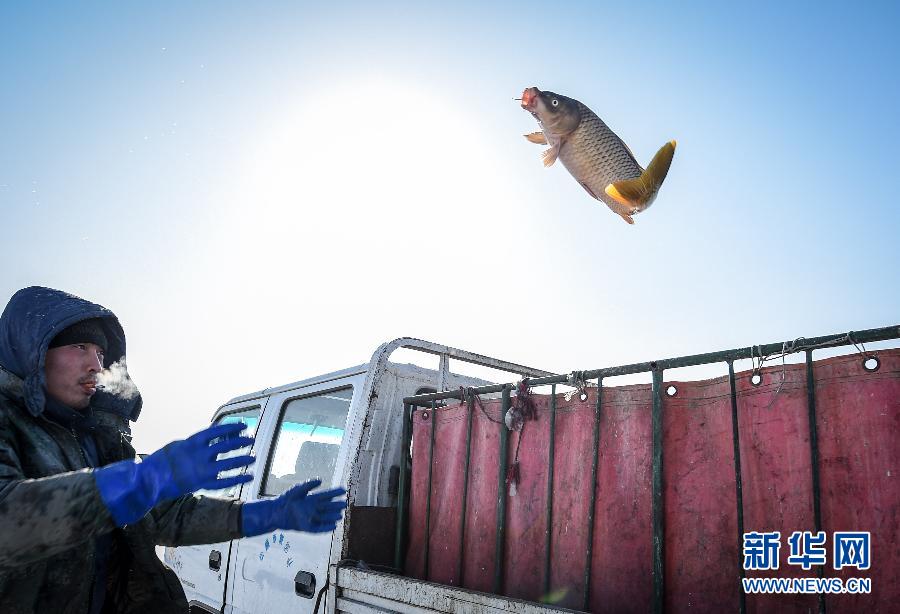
294;570;316;598
209;550;222;571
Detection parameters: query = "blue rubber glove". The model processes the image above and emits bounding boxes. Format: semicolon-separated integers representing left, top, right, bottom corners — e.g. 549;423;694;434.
241;479;347;537
94;422;255;526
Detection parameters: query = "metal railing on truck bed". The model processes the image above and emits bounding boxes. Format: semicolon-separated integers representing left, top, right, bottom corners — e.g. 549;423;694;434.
395;325;900;613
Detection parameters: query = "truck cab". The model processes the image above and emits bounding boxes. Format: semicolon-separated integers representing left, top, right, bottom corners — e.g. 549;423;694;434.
164;337;550;613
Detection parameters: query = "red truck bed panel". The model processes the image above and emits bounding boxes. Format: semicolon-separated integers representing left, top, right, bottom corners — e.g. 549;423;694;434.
407;350;899;613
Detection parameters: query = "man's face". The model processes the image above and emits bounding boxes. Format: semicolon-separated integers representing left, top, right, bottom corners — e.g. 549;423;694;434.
44;343;105;409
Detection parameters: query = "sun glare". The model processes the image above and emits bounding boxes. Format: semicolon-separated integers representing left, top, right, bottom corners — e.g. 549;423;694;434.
219;76;525;284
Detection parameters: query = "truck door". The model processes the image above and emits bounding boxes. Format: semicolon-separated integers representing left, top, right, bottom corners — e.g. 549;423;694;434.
227;376;361;614
164;402;264;612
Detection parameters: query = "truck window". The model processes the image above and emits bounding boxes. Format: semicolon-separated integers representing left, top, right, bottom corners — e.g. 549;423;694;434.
219;408;261;436
262;387;352;496
200;406;262;498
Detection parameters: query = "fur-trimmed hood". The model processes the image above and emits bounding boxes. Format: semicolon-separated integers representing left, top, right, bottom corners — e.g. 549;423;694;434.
0;286;141;420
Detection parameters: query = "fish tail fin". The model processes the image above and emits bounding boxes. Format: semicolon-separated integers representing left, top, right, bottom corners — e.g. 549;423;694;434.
645;139;676;191
604;140;676;211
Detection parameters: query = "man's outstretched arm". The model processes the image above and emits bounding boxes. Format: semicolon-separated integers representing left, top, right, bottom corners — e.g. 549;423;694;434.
0;421;255;567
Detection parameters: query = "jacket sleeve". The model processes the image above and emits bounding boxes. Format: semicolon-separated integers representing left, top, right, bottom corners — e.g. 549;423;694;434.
139;493;244;547
0;413;117;568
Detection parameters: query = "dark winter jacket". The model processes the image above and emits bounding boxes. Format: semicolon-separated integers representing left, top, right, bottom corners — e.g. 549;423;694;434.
0;287;243;613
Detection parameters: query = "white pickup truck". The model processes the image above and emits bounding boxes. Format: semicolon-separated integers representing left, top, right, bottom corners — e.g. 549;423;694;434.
165;326;898;613
164;338;567;613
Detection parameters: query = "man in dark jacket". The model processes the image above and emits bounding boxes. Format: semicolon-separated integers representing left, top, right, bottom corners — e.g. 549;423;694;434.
0;287;347;614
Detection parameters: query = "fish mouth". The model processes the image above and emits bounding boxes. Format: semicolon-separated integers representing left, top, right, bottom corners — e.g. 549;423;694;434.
520;87;540;111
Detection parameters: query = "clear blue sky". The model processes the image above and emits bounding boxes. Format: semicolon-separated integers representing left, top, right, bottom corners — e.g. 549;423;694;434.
2;2;898;451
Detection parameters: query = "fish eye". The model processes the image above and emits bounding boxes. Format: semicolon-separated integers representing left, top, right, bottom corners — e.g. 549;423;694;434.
551;99;559;107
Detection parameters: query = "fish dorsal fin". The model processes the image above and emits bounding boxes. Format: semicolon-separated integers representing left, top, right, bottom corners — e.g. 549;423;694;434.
604;140;676;208
621;139;638;163
524;132;548;145
579;181;599;200
581;181;634;224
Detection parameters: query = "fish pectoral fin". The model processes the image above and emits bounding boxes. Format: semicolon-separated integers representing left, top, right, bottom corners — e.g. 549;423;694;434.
542;146;559;167
524;132;548;145
619;212;635;225
605;140;677;209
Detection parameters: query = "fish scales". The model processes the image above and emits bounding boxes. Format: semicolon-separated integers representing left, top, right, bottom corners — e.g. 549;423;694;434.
559;102;642;208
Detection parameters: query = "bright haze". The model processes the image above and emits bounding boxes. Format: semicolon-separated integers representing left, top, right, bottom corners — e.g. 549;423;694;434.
2;2;898;451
